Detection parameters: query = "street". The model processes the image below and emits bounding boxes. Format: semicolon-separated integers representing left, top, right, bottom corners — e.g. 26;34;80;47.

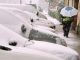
55;25;80;56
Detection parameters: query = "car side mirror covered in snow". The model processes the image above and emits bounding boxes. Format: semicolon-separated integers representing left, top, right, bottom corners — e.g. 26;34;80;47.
0;45;12;51
30;18;34;22
21;24;26;33
9;41;17;46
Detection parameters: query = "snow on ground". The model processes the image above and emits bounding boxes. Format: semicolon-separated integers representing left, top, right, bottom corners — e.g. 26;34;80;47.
55;25;80;54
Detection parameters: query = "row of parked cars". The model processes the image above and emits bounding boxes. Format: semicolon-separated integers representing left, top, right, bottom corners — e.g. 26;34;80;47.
0;4;79;60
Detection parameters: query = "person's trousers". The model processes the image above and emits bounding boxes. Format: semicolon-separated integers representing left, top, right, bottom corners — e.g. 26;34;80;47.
63;24;71;37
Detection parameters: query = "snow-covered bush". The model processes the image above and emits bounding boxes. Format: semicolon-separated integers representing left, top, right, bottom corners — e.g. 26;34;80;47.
49;10;62;22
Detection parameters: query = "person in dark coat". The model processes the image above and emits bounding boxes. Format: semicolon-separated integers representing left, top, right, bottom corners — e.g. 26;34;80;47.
61;16;73;38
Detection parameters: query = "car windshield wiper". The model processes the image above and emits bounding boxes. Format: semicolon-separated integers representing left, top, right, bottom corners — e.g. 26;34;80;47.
0;45;12;51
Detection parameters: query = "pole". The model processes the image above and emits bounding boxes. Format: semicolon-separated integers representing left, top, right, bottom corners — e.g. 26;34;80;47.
48;0;50;14
20;0;21;4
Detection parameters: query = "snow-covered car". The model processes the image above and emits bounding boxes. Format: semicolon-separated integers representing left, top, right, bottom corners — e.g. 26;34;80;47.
0;47;62;60
0;4;61;26
28;25;67;46
0;4;37;13
33;25;55;32
0;7;66;46
0;24;62;60
0;7;55;29
0;4;60;29
37;11;61;26
0;24;79;60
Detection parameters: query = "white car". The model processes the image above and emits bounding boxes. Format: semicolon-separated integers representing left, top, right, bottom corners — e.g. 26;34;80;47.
0;4;37;13
0;4;58;29
0;7;55;28
0;4;61;26
0;7;66;46
0;24;79;60
28;25;67;46
38;11;61;26
0;46;62;60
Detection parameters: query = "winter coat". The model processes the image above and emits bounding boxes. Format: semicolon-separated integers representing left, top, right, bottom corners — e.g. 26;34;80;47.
62;17;73;25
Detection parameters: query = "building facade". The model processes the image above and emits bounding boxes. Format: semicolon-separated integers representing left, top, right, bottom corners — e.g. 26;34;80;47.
77;0;80;35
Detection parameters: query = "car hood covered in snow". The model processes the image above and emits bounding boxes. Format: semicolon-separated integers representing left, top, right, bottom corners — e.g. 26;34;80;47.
0;46;63;60
26;40;79;60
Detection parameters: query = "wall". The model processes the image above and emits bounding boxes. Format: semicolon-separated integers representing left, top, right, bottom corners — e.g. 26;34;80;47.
77;0;80;35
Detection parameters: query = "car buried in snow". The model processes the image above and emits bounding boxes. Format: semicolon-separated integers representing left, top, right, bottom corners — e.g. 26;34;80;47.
0;24;79;60
0;6;55;29
0;4;59;29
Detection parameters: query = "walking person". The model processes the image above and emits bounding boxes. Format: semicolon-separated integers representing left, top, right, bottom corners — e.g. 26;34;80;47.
60;6;78;38
62;16;73;37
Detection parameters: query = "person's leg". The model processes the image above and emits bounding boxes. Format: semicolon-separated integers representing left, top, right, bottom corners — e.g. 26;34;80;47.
66;24;71;37
64;26;68;37
63;25;66;36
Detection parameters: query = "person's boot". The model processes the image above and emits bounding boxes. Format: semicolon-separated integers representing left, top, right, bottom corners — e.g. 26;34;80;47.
63;34;66;37
66;35;68;38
